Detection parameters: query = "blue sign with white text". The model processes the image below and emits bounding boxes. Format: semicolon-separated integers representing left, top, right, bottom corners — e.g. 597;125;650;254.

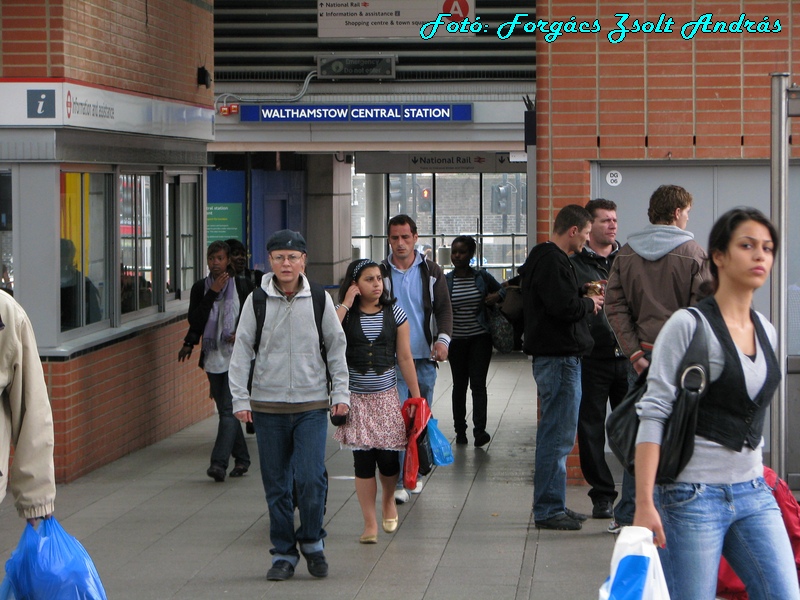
239;103;472;123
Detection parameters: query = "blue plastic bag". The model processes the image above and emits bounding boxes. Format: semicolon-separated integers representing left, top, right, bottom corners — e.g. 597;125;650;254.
427;418;454;466
2;516;108;600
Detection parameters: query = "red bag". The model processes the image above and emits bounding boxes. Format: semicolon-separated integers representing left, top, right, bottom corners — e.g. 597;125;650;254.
716;466;800;599
401;397;432;490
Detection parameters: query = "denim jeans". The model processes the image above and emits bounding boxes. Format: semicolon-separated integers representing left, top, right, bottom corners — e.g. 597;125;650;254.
577;356;629;504
395;358;438;405
532;356;582;521
253;409;328;565
395;359;438;489
448;332;493;436
656;478;800;600
206;372;250;470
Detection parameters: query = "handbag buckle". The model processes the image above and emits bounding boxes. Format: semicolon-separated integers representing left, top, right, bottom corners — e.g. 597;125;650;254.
680;364;707;393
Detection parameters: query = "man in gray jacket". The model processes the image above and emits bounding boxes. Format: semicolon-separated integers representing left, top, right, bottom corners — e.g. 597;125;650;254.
604;184;709;531
229;230;350;582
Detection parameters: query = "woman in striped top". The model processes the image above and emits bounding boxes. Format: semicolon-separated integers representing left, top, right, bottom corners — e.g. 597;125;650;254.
334;259;420;544
445;236;504;447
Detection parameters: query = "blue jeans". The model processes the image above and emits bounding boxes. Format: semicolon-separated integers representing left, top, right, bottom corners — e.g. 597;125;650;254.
206;372;250;470
395;359;438;489
253;409;328;565
532;356;582;521
656;478;800;600
395;358;437;405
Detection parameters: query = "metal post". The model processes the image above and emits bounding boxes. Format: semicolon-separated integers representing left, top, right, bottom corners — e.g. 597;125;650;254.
769;73;789;477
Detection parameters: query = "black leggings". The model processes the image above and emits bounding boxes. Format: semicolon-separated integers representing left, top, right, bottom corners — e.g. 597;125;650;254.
353;449;401;479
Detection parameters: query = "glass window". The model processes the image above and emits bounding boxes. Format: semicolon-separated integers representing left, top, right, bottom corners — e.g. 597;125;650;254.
378;171;527;282
179;181;198;293
0;173;12;296
165;178;199;298
119;174;155;314
60;172;111;331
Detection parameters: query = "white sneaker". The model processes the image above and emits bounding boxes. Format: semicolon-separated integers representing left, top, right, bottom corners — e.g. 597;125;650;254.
410;479;424;494
394;489;410;504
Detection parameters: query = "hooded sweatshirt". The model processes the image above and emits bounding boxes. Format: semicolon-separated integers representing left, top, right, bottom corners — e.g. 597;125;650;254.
605;224;708;363
228;273;350;414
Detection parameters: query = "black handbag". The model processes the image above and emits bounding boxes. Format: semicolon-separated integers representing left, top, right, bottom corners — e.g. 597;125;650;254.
416;425;435;476
606;309;709;484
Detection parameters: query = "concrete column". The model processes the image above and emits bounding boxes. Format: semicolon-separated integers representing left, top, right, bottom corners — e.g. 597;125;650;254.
305;154;352;288
364;174;386;260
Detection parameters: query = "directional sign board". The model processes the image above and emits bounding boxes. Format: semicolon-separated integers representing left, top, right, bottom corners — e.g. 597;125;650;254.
355;152;525;174
317;55;395;79
317;0;474;39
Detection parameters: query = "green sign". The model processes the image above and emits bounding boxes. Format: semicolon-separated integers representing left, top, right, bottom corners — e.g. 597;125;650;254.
206;203;243;243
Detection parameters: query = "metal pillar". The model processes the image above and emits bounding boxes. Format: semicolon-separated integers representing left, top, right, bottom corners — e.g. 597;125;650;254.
770;73;790;478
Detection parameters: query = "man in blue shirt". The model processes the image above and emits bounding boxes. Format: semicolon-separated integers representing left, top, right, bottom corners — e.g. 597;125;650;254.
381;215;452;503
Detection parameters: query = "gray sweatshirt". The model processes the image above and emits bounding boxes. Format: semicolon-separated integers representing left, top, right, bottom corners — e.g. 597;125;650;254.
636;307;776;485
228;273;350;413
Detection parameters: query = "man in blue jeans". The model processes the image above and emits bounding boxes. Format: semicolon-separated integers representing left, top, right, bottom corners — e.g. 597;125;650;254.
519;205;602;530
228;230;350;582
381;214;452;503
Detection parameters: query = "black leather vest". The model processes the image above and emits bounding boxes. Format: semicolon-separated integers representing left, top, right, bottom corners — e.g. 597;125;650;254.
343;307;397;375
694;296;780;451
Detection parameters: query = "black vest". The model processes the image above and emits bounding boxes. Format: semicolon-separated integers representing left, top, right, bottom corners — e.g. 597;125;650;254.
694;296;780;451
343;307;397;376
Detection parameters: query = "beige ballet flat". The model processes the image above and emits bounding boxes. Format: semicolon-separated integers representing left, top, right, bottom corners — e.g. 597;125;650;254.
359;533;378;544
382;517;398;533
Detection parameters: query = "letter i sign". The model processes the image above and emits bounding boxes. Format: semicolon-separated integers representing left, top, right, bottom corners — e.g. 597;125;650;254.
442;0;469;22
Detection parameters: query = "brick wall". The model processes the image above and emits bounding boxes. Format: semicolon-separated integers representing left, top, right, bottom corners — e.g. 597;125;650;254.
537;0;800;485
537;0;800;241
43;318;212;483
0;0;213;106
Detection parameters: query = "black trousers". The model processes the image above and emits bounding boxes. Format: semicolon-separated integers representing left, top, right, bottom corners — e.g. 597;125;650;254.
577;356;629;504
448;332;493;436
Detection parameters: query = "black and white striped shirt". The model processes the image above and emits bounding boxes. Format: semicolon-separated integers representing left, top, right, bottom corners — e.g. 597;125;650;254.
451;277;485;338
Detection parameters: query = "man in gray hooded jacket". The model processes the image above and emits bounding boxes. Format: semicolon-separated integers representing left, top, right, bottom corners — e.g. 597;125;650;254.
603;184;709;531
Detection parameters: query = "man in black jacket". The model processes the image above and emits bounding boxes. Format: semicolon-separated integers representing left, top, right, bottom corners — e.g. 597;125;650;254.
520;204;602;531
570;199;628;521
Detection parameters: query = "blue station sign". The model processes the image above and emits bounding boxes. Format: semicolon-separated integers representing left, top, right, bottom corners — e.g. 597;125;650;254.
239;103;473;123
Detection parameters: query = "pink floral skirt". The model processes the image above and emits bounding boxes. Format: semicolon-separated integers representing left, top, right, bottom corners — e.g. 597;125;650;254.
334;387;407;451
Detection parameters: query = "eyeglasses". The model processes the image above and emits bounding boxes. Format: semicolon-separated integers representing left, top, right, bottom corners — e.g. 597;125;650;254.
270;253;303;264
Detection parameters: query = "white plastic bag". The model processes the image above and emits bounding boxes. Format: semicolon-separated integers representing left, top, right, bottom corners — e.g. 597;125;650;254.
599;526;670;600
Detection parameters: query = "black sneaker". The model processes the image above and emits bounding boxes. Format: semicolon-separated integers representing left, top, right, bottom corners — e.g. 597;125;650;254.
474;431;491;447
592;501;614;519
304;551;328;578
535;513;582;530
266;560;295;581
565;507;588;522
455;433;468;445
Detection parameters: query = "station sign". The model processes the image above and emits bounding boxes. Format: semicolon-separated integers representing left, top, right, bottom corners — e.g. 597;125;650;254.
238;103;472;123
355;152;525;174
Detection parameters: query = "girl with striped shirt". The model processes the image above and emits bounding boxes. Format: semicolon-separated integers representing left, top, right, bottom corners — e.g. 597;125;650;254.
334;259;420;544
